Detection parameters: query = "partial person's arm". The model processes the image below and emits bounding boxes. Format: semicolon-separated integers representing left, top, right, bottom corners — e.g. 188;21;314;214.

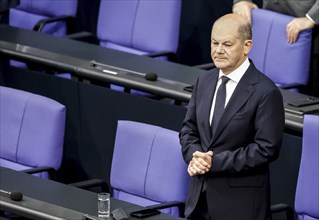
307;0;319;25
232;0;258;23
286;0;318;43
286;17;315;43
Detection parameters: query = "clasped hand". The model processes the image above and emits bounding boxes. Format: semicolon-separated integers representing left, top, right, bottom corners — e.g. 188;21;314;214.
188;151;213;176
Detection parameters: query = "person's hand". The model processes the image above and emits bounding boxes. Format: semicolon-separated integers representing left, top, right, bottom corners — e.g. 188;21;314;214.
232;1;258;23
187;151;213;176
286;17;315;43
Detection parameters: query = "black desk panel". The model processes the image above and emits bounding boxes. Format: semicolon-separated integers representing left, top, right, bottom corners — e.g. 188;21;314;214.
281;89;319;133
0;24;204;102
1;24;318;131
0;24;201;83
0;167;184;220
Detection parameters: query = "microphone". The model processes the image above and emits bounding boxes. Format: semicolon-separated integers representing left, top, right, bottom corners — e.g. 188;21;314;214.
90;60;158;81
0;189;23;201
144;72;157;81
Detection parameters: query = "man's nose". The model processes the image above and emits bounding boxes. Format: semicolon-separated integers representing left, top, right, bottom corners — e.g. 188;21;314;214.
216;44;224;53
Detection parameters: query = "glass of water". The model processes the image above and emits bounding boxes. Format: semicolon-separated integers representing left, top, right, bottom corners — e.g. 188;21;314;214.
98;192;110;219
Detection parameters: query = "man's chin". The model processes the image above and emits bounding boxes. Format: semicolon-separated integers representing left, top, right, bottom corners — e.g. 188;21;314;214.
213;62;226;69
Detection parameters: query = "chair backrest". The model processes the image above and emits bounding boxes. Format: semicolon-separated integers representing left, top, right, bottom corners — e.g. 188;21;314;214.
0;86;66;178
9;0;78;69
97;0;181;58
9;0;78;36
294;114;319;220
250;9;312;88
110;120;190;216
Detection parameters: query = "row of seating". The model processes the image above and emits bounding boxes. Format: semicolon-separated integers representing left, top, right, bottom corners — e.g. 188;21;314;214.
0;86;318;219
8;1;312;93
9;0;181;61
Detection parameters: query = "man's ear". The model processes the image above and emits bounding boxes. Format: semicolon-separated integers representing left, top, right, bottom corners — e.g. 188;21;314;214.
244;40;253;55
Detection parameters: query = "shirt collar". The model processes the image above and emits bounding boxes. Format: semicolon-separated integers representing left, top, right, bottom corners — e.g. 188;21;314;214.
218;58;250;83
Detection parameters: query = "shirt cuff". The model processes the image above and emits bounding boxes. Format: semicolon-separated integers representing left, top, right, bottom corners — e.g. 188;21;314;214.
306;14;316;24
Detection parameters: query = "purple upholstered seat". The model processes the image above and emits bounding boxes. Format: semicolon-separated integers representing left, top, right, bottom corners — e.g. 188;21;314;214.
97;0;182;94
97;0;181;60
250;9;312;89
0;86;66;179
110;120;190;217
294;114;319;220
9;0;78;69
9;0;78;36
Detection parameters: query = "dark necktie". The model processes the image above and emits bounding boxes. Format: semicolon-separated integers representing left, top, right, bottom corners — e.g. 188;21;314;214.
211;76;230;136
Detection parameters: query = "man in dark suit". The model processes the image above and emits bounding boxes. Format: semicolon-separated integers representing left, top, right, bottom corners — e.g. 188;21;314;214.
179;13;285;220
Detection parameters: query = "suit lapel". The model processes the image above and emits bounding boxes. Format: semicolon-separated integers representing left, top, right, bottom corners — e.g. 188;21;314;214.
202;70;219;143
210;63;259;145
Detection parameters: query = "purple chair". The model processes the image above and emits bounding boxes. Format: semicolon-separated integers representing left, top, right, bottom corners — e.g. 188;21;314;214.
0;86;66;179
271;114;319;219
294;114;319;220
250;9;312;90
9;0;78;69
96;0;182;95
97;0;181;62
110;120;190;217
9;0;78;36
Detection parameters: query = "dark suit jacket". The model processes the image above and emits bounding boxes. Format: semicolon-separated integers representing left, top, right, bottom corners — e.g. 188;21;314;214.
180;62;285;220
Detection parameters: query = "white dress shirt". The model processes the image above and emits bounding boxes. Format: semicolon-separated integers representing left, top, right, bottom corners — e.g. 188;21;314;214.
209;58;250;125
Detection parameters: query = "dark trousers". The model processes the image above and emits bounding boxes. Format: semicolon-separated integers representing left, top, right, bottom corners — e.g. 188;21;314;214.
188;191;211;220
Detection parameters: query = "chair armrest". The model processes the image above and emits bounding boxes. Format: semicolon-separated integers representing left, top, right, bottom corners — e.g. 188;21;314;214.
271;203;294;220
65;31;99;44
193;62;216;70
144;51;177;62
146;201;185;218
33;15;76;34
21;166;57;180
68;178;110;193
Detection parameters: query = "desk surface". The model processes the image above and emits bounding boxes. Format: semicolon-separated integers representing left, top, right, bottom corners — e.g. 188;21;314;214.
0;168;184;220
0;24;318;132
0;24;205;102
